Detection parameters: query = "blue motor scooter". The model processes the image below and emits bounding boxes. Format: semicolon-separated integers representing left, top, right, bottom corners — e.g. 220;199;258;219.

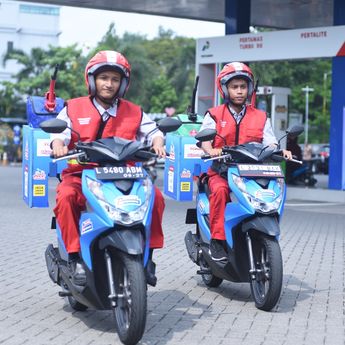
185;125;303;311
40;117;181;345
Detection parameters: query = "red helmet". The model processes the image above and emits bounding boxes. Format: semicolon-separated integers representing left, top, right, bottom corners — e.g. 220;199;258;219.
216;62;254;101
85;50;131;98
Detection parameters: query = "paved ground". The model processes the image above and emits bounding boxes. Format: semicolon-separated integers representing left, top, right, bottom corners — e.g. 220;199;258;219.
0;166;344;345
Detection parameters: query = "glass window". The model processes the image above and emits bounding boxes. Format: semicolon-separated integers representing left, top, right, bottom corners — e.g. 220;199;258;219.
19;4;59;16
7;41;13;54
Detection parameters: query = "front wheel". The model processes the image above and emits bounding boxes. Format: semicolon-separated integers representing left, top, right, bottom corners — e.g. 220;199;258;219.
113;252;147;345
249;234;283;311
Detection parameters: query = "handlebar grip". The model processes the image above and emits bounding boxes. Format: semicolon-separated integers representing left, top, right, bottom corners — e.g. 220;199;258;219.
50;149;77;159
290;158;303;164
201;155;211;160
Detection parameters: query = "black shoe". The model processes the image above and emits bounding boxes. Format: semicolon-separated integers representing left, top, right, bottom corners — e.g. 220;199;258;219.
145;259;157;287
209;239;227;261
68;258;86;286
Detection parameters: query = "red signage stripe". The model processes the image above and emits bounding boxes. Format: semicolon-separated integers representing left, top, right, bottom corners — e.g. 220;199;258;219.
336;42;345;56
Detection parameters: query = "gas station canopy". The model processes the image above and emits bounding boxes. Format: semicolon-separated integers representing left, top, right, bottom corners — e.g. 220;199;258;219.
20;0;333;30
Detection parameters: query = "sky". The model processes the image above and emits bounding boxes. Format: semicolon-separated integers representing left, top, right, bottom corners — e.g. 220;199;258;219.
59;5;225;48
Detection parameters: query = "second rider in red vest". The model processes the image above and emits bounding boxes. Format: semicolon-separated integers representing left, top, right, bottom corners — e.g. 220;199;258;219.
199;62;292;261
51;50;166;286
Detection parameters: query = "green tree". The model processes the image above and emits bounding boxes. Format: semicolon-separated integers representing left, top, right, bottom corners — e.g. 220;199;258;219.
2;45;86;100
149;74;178;113
96;24;154;110
0;81;24;116
251;58;332;143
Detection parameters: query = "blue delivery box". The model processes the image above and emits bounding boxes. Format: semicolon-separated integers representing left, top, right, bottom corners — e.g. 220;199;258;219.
164;114;211;201
22;95;66;208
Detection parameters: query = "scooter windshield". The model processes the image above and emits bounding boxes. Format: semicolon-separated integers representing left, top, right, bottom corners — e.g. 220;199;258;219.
225;142;267;163
77;137;142;164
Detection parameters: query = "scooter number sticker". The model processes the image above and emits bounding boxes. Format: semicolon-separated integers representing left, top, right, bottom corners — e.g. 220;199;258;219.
237;164;284;177
94;166;145;180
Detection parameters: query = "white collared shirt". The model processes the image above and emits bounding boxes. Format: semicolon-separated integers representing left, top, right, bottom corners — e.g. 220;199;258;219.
51;98;163;145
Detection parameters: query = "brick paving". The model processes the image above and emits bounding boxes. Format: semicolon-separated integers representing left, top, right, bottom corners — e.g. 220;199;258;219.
0;166;344;345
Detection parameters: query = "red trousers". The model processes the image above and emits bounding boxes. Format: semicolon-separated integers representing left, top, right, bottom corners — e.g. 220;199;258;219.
208;171;230;240
54;173;165;253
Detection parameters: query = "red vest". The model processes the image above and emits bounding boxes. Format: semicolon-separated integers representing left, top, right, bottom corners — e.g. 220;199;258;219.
63;97;142;174
67;96;142;149
208;104;266;148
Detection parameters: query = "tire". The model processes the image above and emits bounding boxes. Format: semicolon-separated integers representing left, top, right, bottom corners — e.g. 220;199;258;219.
113;252;147;345
202;272;223;288
249;234;283;311
199;256;223;288
61;280;88;312
68;296;88;311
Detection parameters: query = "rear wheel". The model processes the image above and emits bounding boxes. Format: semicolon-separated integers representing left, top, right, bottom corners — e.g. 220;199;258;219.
113;252;147;345
249;234;283;311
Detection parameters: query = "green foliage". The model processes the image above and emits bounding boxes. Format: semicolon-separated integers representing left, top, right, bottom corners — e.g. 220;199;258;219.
0;81;24;115
149;74;178;112
2;45;86;101
251;58;332;142
0;24;333;143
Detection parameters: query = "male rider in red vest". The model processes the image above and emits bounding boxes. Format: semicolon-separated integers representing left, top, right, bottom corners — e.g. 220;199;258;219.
51;50;165;286
199;62;292;261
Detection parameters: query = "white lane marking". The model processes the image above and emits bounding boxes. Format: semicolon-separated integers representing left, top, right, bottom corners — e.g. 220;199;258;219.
285;202;343;207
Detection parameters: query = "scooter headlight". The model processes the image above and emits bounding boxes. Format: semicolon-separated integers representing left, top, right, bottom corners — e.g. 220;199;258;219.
232;174;284;213
112;177;153;225
86;176;153;225
86;176;105;199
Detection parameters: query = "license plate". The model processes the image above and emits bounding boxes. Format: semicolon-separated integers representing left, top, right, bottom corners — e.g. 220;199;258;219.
94;166;145;180
237;164;284;178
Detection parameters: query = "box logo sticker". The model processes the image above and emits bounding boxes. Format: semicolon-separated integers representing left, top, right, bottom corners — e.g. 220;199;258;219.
24;140;29;161
33;184;45;196
168;143;175;161
36;139;52;157
180;169;191;179
180;182;191;192
24;165;29;197
168;167;174;193
183;144;204;159
33;168;46;180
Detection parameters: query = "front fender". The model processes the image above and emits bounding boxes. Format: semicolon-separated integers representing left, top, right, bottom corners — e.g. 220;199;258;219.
242;215;280;237
99;229;144;255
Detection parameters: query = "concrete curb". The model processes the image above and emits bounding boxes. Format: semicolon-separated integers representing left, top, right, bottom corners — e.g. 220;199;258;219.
286;186;345;203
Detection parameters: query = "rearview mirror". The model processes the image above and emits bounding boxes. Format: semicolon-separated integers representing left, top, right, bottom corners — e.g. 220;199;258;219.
157;117;182;133
195;129;216;142
40;118;67;134
286;125;304;138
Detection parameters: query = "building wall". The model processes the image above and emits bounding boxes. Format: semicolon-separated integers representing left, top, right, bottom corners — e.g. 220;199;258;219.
0;0;60;83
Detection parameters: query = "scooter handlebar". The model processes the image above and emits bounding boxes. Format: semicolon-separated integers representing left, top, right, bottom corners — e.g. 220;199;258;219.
289;158;303;164
51;151;84;163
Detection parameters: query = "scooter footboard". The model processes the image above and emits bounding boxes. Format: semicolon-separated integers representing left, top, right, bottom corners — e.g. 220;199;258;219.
98;229;144;255
242;216;280;237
